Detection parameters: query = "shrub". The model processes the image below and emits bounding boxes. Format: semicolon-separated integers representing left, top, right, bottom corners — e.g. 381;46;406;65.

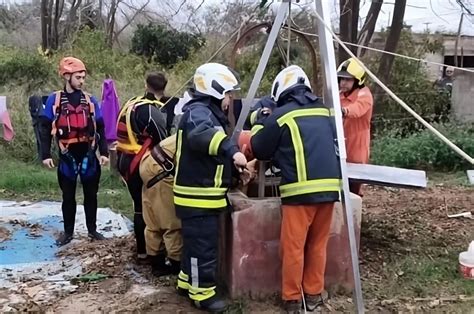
131;23;205;68
370;123;474;171
0;47;54;91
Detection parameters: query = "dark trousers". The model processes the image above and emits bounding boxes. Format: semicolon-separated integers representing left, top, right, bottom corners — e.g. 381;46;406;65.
179;213;219;302
127;170;146;255
117;151;146;255
58;160;101;235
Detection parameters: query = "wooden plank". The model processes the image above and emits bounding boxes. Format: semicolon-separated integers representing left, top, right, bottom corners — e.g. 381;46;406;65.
257;164;427;190
347;163;427;189
467;170;474;185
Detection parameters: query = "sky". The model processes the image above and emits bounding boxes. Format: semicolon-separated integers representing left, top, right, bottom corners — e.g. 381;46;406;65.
358;0;474;35
4;0;474;36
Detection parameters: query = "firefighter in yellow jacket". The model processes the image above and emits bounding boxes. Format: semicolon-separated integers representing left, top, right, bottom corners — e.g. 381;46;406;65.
139;135;182;276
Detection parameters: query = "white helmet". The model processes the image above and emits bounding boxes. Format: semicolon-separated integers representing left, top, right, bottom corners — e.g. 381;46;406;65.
193;63;240;100
271;65;312;102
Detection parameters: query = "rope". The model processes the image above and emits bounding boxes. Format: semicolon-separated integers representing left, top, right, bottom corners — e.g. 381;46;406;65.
288;27;474;74
313;10;474;165
286;1;292;66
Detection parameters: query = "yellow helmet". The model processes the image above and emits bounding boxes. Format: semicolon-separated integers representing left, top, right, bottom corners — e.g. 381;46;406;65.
337;58;367;85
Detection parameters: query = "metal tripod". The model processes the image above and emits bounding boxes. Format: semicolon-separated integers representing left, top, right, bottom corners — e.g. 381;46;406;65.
231;1;365;312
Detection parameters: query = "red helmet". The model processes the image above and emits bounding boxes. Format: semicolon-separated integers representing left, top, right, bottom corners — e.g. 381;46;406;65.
238;130;254;160
59;57;86;76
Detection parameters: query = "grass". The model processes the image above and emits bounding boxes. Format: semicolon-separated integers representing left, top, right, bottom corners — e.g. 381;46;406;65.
427;171;472;187
0;155;134;218
374;253;474;298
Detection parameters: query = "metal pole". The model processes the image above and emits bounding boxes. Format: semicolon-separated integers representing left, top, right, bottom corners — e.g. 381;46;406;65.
314;1;365;313
231;1;290;140
232;1;289;198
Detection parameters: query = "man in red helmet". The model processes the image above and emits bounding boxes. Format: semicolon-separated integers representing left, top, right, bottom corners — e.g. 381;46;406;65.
39;57;109;246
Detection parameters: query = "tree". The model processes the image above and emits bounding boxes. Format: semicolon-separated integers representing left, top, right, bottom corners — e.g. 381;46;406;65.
357;0;383;57
338;0;360;63
130;23;204;67
376;0;407;91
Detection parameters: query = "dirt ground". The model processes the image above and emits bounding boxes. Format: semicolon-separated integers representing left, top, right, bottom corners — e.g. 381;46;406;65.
1;185;473;313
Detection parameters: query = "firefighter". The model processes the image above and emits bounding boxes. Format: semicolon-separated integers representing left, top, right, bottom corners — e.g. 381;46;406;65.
337;58;373;196
116;72;168;262
39;57;109;246
139;134;182;277
247;65;342;313
174;63;247;312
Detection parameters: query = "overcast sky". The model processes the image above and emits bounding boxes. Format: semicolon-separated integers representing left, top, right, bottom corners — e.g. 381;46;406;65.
5;0;474;36
359;0;473;35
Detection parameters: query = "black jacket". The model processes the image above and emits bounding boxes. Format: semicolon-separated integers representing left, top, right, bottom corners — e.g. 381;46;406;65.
250;87;341;205
127;92;168;145
174;96;240;218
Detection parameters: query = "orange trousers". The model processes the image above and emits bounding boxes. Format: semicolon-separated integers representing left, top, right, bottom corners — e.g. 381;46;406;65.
280;203;335;301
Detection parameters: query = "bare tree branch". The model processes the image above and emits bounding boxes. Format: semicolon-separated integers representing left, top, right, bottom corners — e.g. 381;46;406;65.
113;0;151;41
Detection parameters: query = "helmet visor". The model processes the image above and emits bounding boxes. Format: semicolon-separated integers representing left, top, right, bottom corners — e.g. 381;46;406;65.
337;70;355;79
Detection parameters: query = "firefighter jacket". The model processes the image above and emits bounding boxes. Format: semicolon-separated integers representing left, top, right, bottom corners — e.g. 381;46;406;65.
250;87;342;205
173;96;240;218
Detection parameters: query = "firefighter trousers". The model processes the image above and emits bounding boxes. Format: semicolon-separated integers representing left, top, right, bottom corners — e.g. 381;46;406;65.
280;203;335;301
177;213;220;303
139;153;182;261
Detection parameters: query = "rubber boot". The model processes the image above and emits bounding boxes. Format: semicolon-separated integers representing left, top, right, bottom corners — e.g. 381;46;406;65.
151;254;172;277
168;259;181;275
193;294;228;313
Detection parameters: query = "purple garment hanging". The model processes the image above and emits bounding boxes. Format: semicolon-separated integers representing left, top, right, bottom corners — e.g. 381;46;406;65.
100;79;120;142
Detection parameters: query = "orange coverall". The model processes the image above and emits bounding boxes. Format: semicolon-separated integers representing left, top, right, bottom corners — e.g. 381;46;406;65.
340;86;373;195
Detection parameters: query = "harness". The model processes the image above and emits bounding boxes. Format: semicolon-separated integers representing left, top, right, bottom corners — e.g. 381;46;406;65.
116;96;165;179
51;91;96;152
145;144;175;189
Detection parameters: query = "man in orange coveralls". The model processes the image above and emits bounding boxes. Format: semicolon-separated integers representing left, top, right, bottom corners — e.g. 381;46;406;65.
337;58;374;196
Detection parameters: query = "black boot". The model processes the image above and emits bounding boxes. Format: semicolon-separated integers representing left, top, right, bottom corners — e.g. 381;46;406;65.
56;232;73;246
151;254;172;277
193;295;228;313
168;259;181;275
88;231;105;241
282;300;302;314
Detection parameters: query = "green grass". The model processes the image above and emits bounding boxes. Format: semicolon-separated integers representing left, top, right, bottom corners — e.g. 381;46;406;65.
427;171;472;187
0;156;134;218
379;253;474;298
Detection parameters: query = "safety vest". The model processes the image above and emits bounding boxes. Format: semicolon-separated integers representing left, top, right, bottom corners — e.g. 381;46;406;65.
51;91;96;152
116;96;164;154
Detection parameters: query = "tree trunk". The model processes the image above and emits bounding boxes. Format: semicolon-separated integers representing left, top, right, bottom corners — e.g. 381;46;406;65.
52;0;64;49
338;0;360;64
40;0;49;51
98;0;105;28
377;0;407;85
106;0;119;47
374;0;407;114
47;0;54;49
358;0;383;57
349;0;359;55
339;0;352;64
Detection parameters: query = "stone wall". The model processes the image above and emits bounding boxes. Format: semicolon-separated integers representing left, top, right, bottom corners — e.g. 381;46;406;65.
452;72;474;122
